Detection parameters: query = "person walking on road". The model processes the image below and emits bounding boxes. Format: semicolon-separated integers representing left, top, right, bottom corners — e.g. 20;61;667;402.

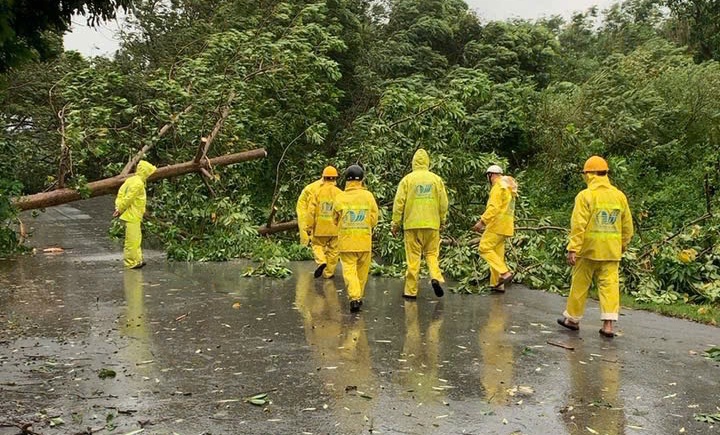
391;149;449;299
333;165;379;313
557;156;633;338
306;166;342;279
473;164;518;292
114;160;157;269
296;173;324;247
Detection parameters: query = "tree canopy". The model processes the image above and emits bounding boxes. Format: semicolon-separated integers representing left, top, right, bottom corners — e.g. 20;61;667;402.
0;0;131;70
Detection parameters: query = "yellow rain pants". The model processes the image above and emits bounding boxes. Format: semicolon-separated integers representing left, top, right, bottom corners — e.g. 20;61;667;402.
403;229;444;296
479;231;509;286
124;221;143;269
312;236;339;278
340;252;371;302
564;258;620;322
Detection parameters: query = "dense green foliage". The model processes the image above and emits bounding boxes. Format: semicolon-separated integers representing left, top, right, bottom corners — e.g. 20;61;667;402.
0;0;131;71
2;0;720;310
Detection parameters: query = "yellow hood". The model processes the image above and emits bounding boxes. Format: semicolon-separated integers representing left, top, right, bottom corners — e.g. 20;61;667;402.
584;173;610;190
412;149;430;171
136;160;157;181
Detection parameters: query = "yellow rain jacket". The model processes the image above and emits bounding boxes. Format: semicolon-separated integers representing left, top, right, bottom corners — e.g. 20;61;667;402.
333;181;379;252
392;149;449;230
307;181;342;236
296;179;323;243
115;161;157;223
481;175;517;236
567;174;633;261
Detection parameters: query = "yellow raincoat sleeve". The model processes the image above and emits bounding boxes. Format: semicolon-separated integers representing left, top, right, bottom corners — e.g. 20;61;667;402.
567;191;591;253
480;184;508;226
370;194;379;228
621;195;634;251
306;190;318;233
296;190;310;226
115;178;142;214
438;179;449;225
391;178;408;228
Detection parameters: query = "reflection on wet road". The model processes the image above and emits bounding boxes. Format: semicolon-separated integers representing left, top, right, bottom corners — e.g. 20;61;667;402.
562;342;625;435
480;296;514;405
1;198;718;434
295;274;379;433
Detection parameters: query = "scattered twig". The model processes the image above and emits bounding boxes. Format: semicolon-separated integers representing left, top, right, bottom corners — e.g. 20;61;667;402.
73;426;105;435
547;340;575;350
0;422;41;435
174;313;189;322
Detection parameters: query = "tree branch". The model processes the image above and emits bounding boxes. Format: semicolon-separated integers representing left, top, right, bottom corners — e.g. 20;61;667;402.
121;104;194;175
194;93;235;163
266;124;318;227
638;213;713;261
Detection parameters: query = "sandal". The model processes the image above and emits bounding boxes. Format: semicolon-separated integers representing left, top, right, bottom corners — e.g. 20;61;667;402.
598;329;616;338
499;273;514;288
557;318;579;331
489;285;506;293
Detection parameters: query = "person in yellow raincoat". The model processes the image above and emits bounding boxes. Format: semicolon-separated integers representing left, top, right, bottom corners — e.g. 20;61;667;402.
114;160;157;269
306;166;342;279
333;165;378;312
391;149;449;299
296;175;324;246
473;164;518;291
558;156;633;338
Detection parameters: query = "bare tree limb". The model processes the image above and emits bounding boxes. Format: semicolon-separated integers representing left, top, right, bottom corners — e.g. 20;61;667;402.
258;220;298;236
121;104;194;175
57;104;72;188
14;148;268;211
266;124;318;227
194;93;235;164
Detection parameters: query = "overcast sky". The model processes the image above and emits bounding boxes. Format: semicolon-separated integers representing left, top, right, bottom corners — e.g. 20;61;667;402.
64;0;618;57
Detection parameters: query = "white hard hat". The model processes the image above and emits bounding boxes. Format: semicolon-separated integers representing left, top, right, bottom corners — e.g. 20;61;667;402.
486;164;503;174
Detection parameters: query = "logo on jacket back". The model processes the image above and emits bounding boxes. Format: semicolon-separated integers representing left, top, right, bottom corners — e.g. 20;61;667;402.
595;209;620;226
345;209;367;224
415;184;433;197
321;202;333;213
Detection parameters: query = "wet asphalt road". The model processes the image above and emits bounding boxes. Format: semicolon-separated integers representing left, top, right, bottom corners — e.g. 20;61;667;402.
0;198;718;435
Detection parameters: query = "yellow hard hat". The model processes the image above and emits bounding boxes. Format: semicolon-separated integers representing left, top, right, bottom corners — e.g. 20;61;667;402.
583;156;609;173
322;166;339;178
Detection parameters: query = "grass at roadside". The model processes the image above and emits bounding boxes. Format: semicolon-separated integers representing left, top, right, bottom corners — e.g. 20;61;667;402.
618;293;719;326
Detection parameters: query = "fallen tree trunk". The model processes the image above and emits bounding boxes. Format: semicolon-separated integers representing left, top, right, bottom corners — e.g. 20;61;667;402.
14;148;268;211
258;220;298;236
